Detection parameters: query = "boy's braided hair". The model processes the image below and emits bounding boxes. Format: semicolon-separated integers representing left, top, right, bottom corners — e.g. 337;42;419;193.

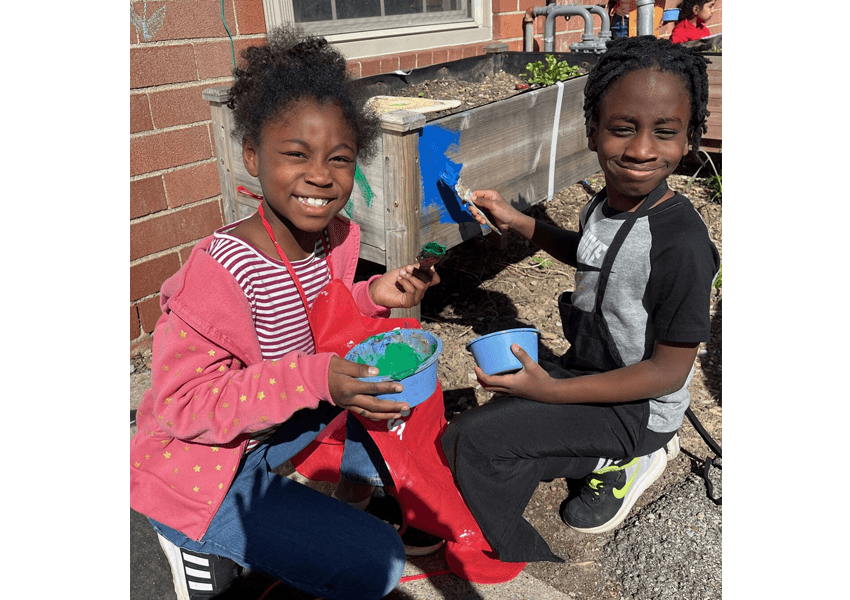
227;25;381;160
583;35;710;150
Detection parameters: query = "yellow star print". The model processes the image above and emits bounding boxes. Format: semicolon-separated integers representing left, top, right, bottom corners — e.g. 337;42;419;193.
193;465;201;472
296;385;304;393
257;391;265;400
216;465;222;471
211;447;219;452
289;362;297;369
208;350;216;357
269;378;276;385
196;367;203;373
163;452;171;459
239;395;247;402
193;486;200;493
180;331;187;338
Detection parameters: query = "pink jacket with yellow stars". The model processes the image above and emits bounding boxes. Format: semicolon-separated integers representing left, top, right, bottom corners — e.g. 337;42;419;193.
130;216;389;541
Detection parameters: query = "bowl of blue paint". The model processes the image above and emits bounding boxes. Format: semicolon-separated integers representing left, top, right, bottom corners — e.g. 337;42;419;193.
466;328;541;375
345;329;442;408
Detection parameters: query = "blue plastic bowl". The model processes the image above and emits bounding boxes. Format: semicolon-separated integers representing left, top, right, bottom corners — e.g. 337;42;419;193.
345;329;442;408
466;328;540;375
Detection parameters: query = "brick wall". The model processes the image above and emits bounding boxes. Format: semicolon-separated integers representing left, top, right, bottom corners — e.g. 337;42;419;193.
130;0;267;353
129;0;722;355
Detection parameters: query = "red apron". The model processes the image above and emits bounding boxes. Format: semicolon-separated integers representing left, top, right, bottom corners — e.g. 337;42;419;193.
254;198;525;584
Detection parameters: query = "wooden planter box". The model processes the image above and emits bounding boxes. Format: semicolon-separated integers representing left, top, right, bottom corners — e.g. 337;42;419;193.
203;52;600;318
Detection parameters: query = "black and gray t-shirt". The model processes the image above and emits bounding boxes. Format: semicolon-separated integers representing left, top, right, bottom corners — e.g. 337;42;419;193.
572;193;720;432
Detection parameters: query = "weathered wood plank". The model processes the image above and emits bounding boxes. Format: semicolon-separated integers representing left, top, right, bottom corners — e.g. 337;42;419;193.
380;110;427;320
415;75;598;248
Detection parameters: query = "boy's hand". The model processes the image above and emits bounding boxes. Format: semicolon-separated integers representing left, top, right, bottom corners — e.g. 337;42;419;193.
328;356;410;420
369;264;441;309
468;190;534;238
473;344;553;401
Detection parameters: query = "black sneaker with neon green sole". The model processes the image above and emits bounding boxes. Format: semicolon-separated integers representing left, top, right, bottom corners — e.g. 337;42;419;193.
561;449;667;534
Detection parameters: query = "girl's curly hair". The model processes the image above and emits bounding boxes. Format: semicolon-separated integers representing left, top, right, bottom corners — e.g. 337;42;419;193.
227;25;381;160
583;35;710;151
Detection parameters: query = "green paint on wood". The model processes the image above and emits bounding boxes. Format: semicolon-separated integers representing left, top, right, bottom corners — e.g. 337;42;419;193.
354;163;374;207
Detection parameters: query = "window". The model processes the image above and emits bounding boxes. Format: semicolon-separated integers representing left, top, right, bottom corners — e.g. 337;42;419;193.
261;0;491;59
292;0;473;36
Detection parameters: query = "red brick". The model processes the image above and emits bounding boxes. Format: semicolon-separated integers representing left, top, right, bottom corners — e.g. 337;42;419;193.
519;0;540;11
131;252;181;301
131;304;141;340
380;56;400;74
493;13;525;40
416;52;433;69
130;125;212;177
131;44;198;89
359;57;383;78
492;0;518;13
398;52;417;71
131;93;153;134
347;62;361;79
130;200;223;260
447;47;463;62
179;246;194;265
164;161;221;208
138;295;164;334
431;49;448;66
462;44;483;59
131;175;167;219
132;1;236;42
148;84;212;129
234;0;267;35
195;38;258;80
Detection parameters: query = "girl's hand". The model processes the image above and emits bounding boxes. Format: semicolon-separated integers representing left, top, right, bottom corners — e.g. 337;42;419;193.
328;356;410;420
469;190;534;238
474;344;553;401
369;264;441;309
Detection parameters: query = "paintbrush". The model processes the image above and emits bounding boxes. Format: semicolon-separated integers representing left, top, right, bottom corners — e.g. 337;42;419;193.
440;166;502;235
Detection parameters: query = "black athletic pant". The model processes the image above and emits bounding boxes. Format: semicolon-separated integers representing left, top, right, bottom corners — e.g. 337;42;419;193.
440;360;674;563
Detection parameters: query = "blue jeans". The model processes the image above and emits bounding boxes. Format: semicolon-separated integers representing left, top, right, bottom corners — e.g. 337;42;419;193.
150;405;405;600
611;14;629;38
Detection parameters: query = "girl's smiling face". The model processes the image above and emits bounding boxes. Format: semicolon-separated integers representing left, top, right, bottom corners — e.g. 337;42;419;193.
588;68;691;211
242;98;357;256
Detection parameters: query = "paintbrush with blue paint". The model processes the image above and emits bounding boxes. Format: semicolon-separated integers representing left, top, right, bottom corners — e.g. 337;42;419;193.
440;164;502;235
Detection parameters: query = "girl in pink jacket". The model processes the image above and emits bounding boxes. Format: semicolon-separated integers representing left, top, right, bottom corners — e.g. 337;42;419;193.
130;25;440;600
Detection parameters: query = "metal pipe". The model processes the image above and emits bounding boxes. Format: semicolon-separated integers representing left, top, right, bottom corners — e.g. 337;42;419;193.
523;4;612;53
543;6;595;52
635;0;655;36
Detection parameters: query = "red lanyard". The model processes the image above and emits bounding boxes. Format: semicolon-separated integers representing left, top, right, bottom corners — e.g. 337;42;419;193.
242;187;333;343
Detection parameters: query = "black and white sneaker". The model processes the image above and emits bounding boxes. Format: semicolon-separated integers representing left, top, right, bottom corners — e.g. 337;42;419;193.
157;533;242;600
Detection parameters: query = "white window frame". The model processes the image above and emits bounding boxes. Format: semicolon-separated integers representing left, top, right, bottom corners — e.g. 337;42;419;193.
262;0;492;60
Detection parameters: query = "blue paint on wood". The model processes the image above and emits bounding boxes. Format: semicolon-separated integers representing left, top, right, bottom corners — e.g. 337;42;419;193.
418;124;476;226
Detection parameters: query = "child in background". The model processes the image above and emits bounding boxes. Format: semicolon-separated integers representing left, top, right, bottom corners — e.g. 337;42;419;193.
607;0;667;38
671;0;716;43
441;36;720;563
130;26;441;600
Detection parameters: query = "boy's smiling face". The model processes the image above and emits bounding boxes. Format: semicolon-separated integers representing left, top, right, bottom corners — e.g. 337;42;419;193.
588;68;691;211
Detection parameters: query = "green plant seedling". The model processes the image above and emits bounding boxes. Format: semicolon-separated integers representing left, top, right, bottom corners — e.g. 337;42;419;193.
521;54;582;86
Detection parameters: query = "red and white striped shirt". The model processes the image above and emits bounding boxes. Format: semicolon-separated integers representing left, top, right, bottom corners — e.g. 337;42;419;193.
208;224;332;452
